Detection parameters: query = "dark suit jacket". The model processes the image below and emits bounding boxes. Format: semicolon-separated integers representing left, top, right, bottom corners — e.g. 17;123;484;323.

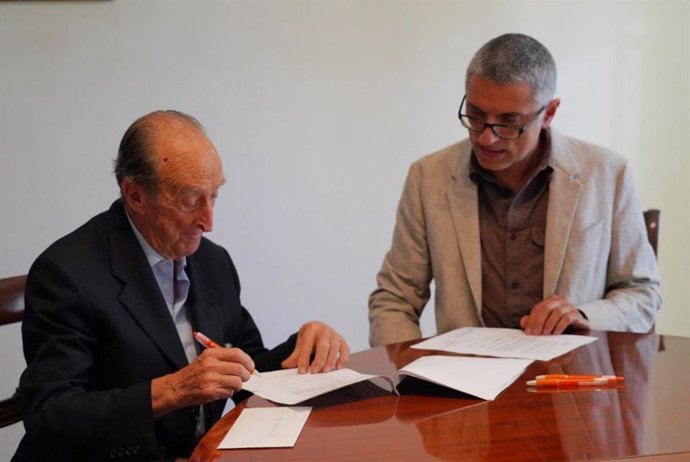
13;200;297;461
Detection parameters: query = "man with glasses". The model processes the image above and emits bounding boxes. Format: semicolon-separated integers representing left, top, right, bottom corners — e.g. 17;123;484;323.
369;33;660;346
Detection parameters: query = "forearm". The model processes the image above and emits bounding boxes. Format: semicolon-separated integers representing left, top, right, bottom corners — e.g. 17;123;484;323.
369;247;430;346
252;332;298;371
151;373;184;419
578;281;661;333
369;160;435;347
369;285;425;346
580;160;663;333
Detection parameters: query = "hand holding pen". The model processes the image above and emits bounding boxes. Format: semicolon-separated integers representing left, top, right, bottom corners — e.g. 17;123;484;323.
193;331;262;377
192;331;221;349
151;332;256;417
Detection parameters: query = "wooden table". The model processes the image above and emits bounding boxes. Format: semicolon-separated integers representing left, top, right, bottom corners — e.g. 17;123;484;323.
190;331;690;461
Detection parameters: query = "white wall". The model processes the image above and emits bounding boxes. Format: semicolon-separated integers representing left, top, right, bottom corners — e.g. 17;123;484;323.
1;0;688;458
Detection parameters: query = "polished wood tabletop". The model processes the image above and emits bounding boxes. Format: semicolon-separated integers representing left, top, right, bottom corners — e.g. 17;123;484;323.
190;331;690;462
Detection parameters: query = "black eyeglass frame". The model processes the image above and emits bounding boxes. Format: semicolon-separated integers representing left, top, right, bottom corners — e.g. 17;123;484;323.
457;95;546;140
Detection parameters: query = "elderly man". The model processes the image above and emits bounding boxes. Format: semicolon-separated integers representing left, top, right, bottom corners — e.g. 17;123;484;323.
369;33;660;346
14;110;349;461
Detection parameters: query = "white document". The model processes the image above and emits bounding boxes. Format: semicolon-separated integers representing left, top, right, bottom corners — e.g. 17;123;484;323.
395;355;532;401
412;327;597;361
243;354;533;404
218;406;311;449
242;367;382;405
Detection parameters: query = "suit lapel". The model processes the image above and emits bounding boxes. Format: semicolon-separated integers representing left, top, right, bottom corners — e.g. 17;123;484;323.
446;144;482;313
185;255;224;348
543;131;582;296
108;200;189;370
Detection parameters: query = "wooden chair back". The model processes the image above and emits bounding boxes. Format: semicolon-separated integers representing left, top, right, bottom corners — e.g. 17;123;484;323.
0;274;26;428
643;209;660;258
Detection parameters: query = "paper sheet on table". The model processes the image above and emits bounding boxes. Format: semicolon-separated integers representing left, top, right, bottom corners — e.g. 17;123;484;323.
394;355;532;401
243;368;385;405
243;355;532;404
412;327;597;361
218;406;311;449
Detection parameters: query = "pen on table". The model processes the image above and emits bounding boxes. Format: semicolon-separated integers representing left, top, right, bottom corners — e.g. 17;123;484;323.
526;378;610;387
535;374;624;383
193;331;262;377
526;385;623;394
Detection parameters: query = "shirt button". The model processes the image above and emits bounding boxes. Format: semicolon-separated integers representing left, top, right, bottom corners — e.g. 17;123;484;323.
511;281;519;289
510;233;517;241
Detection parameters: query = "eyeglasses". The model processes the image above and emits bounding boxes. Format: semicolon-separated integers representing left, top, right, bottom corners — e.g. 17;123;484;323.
458;95;545;140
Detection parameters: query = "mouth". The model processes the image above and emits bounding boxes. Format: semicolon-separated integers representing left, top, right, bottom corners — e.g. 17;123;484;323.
475;145;504;161
184;230;204;240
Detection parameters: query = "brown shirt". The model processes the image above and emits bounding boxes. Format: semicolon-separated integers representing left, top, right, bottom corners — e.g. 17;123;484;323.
470;133;553;328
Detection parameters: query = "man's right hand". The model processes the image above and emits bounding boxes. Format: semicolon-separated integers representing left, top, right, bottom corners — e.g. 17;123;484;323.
151;347;255;418
520;294;590;335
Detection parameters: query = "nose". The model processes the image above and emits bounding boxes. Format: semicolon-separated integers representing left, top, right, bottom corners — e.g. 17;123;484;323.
478;125;499;145
198;199;214;232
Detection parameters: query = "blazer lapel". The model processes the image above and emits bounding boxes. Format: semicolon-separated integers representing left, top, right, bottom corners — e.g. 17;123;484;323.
446;144;482;313
108;200;190;370
543;130;582;296
185;255;224;348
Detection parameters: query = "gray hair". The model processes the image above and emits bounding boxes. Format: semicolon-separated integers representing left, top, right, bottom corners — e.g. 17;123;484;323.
466;33;557;106
114;110;204;195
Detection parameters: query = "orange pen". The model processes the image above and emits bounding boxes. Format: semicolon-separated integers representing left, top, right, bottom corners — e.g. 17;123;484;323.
193;331;261;377
193;331;221;349
535;374;624;383
526;378;609;387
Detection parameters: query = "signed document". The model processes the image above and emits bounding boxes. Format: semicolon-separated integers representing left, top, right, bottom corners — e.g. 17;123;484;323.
243;355;532;404
412;327;597;361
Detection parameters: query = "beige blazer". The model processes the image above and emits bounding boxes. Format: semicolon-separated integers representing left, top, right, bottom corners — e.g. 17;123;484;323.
369;129;661;346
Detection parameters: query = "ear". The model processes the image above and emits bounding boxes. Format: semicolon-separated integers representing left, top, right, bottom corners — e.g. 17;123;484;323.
121;178;147;215
541;98;560;128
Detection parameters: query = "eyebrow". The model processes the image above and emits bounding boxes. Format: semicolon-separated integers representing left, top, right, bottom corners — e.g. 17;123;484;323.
466;102;524;120
163;174;226;194
178;185;224;197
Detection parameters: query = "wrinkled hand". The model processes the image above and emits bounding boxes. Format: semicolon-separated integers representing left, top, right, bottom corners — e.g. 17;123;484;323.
520;294;590;335
281;321;350;374
151;347;255;418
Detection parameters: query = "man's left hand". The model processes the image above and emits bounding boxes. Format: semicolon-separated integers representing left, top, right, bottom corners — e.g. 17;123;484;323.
281;321;350;373
520;294;590;335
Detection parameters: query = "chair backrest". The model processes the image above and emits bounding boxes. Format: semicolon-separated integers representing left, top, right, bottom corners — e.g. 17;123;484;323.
643;209;660;258
0;275;26;326
0;274;26;428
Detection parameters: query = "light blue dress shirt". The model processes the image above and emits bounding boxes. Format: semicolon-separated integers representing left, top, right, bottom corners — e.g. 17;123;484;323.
125;213;209;435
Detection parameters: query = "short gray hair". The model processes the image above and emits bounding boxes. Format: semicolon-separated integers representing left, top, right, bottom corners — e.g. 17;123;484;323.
114;110;204;195
466;33;557;106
